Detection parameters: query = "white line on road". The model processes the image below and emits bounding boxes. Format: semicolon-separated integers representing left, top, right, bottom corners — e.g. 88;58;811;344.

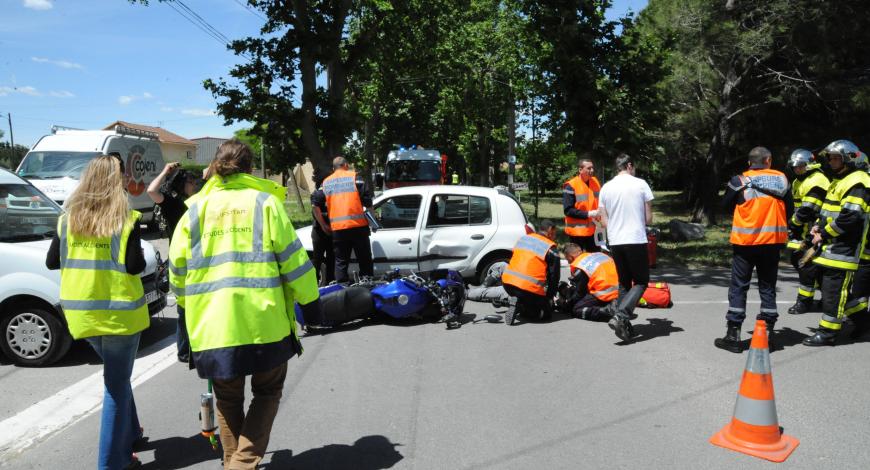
0;335;177;461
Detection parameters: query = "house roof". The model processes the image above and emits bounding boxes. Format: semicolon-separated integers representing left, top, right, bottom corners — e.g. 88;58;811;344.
190;136;230;141
103;121;196;146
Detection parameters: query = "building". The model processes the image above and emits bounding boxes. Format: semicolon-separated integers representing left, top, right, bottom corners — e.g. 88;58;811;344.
191;137;228;166
103;121;197;163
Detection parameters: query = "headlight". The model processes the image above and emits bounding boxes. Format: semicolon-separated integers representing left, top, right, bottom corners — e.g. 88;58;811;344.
397;294;409;305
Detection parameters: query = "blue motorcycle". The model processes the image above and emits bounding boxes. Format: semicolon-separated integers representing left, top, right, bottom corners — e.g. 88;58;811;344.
297;269;467;330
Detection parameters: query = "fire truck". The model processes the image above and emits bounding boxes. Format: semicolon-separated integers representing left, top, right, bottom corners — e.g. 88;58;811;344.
381;147;447;190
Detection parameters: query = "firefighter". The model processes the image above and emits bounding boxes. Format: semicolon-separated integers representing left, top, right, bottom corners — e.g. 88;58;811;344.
169;140;320;467
323;156;374;284
785;148;829;314
803;140;870;346
563;159;601;252
559;243;618;322
715;147;792;353
502;219;561;325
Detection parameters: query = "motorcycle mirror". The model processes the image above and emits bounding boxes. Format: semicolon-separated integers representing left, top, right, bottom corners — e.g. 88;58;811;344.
484;314;503;323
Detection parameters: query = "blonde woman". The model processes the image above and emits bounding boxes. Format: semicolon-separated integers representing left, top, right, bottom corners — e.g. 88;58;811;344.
46;154;148;470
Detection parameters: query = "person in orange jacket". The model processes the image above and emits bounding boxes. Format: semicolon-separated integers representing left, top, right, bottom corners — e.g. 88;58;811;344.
502;219;561;325
716;147;792;353
560;243;618;322
323;156;374;284
563;159;601;252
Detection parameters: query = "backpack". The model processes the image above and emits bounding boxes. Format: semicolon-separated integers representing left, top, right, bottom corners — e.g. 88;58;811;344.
638;282;672;308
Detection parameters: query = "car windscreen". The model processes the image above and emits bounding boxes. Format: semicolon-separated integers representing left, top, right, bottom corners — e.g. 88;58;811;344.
385;160;442;182
0;183;62;242
17;151;100;180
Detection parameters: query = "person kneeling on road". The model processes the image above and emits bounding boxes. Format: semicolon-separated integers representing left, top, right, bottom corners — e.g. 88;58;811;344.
501;220;561;325
559;243;618;322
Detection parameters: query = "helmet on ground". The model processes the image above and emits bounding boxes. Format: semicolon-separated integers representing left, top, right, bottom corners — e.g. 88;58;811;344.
820;139;866;168
788;149;814;168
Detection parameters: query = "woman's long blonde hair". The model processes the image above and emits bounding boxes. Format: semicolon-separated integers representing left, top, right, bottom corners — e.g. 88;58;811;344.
65;155;130;238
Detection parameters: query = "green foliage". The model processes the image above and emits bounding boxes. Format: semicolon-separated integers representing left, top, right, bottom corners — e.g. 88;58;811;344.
0;142;28;170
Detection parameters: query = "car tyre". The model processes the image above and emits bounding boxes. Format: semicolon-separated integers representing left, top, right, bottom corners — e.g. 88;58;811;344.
0;302;71;367
476;253;511;285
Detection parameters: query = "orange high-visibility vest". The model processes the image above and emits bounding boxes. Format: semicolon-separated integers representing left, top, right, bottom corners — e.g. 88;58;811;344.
730;169;789;245
564;175;600;237
323;168;367;232
502;233;555;296
570;252;619;302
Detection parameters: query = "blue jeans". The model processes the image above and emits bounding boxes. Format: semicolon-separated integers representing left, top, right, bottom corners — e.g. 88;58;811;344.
86;333;141;470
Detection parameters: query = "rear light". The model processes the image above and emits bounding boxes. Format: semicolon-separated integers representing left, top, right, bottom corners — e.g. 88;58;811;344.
524;223;534;234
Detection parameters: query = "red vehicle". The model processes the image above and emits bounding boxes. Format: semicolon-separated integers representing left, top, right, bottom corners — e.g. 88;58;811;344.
382;148;447;189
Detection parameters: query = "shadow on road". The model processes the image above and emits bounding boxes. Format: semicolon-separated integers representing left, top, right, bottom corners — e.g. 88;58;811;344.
139;433;222;469
263;435;403;470
618;317;683;345
768;326;810;353
649;265;800;290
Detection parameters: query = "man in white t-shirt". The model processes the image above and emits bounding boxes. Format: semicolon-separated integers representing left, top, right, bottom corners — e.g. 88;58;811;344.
598;154;654;342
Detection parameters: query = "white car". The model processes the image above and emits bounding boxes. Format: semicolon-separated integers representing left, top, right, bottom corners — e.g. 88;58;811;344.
0;168;166;367
296;185;533;284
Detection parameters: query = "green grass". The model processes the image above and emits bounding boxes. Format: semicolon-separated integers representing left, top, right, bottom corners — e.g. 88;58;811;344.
522;190;733;268
284;200;314;227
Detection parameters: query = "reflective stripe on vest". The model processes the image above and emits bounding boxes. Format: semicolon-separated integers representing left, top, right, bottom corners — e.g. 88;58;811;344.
570;252;619;302
564;175;600;237
502;233;555;296
58;210;149;339
813;170;870;269
323;169;367;231
730;170;788;245
177;188;315;352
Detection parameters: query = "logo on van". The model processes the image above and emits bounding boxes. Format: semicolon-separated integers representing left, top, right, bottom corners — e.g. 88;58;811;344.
126;144;152;196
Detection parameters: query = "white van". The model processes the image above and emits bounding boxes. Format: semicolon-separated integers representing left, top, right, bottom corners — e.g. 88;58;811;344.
16;125;166;223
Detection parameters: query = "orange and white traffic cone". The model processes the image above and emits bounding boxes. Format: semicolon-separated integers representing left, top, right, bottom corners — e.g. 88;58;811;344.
710;319;799;462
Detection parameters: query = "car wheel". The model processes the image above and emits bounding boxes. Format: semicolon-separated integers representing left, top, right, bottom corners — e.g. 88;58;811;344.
477;253;511;285
0;303;71;367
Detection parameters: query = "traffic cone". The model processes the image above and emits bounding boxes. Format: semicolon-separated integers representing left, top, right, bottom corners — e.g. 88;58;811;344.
709;319;799;462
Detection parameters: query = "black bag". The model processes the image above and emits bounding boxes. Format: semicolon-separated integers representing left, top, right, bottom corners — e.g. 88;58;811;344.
315;286;375;327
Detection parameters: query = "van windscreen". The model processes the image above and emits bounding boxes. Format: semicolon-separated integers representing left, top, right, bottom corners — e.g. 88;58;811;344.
17;151;100;180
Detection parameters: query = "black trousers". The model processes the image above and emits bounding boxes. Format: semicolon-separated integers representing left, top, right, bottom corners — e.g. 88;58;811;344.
789;249;822;301
504;284;551;320
847;263;870;317
609;243;649;291
569;235;600;253
333;233;374;283
570;294;612;322
726;244;781;325
818;267;853;331
311;229;335;285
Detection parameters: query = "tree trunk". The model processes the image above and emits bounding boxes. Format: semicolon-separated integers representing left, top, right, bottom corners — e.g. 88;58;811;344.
362;102;380;189
477;123;489;186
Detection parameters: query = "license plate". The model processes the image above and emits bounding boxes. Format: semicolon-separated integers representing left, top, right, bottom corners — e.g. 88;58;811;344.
145;290;161;304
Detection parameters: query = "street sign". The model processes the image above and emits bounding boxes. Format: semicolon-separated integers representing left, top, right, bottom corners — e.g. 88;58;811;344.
511;182;529;191
508;154;517;164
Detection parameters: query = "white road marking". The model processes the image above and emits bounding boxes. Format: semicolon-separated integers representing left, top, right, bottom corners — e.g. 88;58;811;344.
0;335;177;460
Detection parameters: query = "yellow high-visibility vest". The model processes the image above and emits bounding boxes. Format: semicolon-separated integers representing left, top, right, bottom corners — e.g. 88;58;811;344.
58;210;149;339
169;173;318;352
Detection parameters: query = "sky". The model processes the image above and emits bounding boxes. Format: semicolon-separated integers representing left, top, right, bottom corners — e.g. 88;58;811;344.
0;0;648;149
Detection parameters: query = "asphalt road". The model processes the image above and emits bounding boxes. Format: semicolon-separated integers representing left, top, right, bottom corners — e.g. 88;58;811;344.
2;239;869;469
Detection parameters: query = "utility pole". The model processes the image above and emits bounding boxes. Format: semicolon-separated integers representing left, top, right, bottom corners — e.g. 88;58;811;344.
7;112;13;149
507;82;516;192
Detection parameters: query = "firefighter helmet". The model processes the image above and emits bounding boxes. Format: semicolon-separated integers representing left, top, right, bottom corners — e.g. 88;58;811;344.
820;139;866;168
788;149;814;168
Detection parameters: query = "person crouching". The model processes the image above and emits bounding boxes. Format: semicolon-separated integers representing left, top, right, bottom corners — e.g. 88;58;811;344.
560;243;619;322
502;220;561;325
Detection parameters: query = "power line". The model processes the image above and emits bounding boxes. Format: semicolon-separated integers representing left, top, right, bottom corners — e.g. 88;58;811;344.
163;0;250;60
232;0;267;22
